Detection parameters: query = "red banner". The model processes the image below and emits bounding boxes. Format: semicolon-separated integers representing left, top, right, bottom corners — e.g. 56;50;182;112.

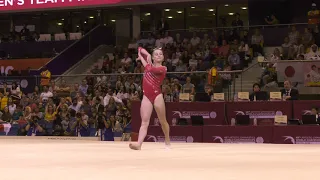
143;126;203;143
226;101;292;125
202;125;274;143
293;100;320;120
131;101;226;132
273;126;320;144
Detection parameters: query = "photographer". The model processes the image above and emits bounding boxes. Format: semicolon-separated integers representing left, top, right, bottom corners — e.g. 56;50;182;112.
25;116;47;136
70;111;89;137
95;108;106;136
102;115;114;141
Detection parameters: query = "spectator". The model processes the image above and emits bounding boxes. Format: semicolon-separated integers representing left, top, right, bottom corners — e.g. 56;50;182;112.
288;26;300;45
251;29;264;56
264;14;279;25
228;49;241;70
280;80;299;100
305;44;320;60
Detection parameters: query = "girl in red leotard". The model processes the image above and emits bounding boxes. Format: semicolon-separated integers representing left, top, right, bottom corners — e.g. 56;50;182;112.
129;47;171;150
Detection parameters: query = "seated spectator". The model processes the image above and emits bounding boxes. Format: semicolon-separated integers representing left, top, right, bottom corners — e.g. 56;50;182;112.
190;32;201;47
163;31;173;46
305;44;320;60
282;37;291;59
249;83;267;101
264;14;279;25
40;86;53;103
280;80;299;100
288;25;300;45
182;77;195;94
302;28;314;47
219;40;230;57
228;49;241;70
128;38;138;50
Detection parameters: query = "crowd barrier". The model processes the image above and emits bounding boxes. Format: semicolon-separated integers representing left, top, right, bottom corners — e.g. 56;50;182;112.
131;100;320;144
142;125;320;144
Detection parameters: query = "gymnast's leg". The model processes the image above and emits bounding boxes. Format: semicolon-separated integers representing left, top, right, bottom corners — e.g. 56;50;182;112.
129;95;153;150
154;94;171;147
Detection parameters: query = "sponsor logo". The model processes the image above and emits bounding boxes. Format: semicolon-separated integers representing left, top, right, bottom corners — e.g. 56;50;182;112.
0;66;13;75
212;136;264;143
282;136;320;144
172;111;217;119
302;110;312;115
234;110;283;119
147;135;194;143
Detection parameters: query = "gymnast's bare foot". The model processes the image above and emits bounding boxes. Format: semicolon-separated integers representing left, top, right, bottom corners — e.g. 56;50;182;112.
129;143;141;150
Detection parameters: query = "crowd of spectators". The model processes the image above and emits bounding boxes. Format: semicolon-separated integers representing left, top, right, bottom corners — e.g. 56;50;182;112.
0;79;132;139
261;25;320;89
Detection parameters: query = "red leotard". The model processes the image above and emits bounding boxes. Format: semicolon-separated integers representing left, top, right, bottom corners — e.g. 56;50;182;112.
142;64;167;104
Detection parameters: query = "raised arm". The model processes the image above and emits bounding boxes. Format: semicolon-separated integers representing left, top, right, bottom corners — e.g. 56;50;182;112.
138;47;152;65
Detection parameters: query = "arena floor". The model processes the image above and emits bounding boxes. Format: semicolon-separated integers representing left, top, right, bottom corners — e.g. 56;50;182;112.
1;139;320;180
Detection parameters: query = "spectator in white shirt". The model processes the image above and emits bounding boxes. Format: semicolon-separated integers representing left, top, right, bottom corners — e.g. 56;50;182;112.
155;34;164;48
167;53;179;67
121;52;132;66
190;32;201;47
40;86;53;103
104;89;122;106
146;33;155;47
305;44;320;60
163;31;173;46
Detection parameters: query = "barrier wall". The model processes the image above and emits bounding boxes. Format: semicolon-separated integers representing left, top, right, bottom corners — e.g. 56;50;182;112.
131;101;320;144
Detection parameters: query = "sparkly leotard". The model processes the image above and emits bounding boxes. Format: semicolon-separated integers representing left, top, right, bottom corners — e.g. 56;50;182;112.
142;64;167;104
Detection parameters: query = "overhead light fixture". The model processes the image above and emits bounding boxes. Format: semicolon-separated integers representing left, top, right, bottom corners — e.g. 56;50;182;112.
209;9;214;12
191;6;195;9
145;13;150;16
111;19;116;22
76;25;79;28
104;24;106;26
213;13;216;16
228;13;234;16
89;16;94;19
167;16;173;19
241;7;247;10
57;23;63;26
84;21;87;24
165;9;170;12
225;4;229;7
177;11;183;14
61;18;64;20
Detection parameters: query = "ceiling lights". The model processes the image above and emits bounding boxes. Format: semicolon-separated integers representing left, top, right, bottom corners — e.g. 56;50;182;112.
209;9;214;12
225;4;229;7
165;9;170;12
191;6;195;9
145;13;150;16
228;13;234;16
241;7;247;10
177;11;183;14
111;20;116;22
167;16;173;19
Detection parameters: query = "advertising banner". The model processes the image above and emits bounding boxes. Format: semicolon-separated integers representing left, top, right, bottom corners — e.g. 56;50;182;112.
202;125;274;143
0;58;49;75
303;62;320;87
273;126;320;144
144;126;203;143
226;101;292;125
131;101;226;132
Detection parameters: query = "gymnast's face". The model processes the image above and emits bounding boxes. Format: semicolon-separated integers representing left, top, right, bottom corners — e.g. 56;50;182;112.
152;49;164;63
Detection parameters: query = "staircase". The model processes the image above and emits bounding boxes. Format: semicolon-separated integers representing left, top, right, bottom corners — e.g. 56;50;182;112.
224;47;279;97
56;45;114;85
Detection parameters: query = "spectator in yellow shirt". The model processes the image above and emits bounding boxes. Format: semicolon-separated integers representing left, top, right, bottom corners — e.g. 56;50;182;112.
40;66;51;88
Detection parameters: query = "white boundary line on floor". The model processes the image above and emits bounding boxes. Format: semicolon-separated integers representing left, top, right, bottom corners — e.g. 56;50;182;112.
0;136;122;141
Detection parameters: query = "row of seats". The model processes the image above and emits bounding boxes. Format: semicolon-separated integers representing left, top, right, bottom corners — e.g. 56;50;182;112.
39;33;82;41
